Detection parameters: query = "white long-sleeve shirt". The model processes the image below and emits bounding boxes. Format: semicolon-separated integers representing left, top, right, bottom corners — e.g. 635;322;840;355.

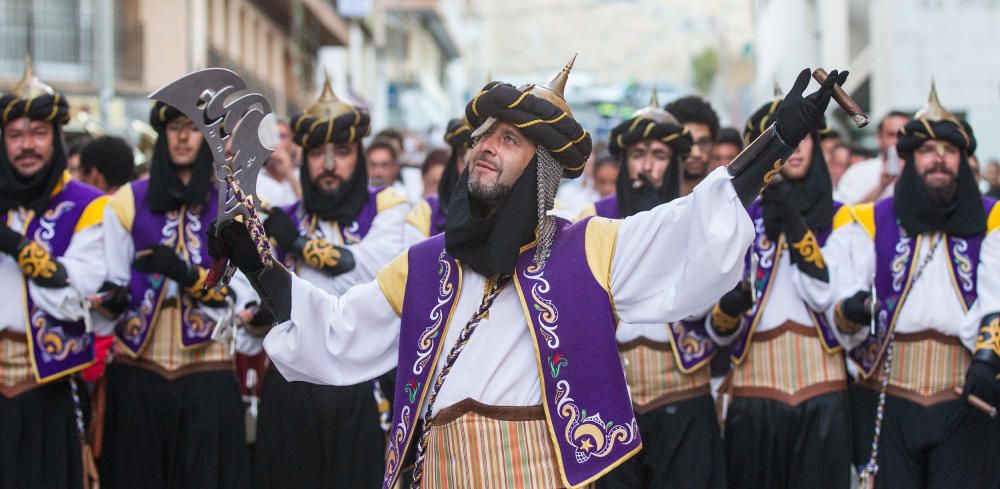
0;208;106;332
825;221;995;351
708;234;838;346
264;168;753;416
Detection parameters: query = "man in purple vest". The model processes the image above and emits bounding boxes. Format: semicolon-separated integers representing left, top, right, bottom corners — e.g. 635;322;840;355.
212;61;843;488
406;117;472;243
828;84;1000;488
575;91;725;489
100;101;252;488
0;56;108;489
707;94;850;488
248;78;410;489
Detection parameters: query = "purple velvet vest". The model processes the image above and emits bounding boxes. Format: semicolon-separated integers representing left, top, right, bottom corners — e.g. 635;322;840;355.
116;179;219;356
849;196;996;377
593;194;620;219
425;194;447;236
382;217;640;489
731;200;844;364
277;186;383;267
3;179;102;382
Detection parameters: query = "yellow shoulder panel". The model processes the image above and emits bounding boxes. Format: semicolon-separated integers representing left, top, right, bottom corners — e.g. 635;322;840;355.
107;184;136;233
376;251;409;317
575;203;597;222
848;202;876;239
832;205;853;231
376;187;409;213
988;202;1000;233
406;200;432;237
584;217;620;295
74;195;109;233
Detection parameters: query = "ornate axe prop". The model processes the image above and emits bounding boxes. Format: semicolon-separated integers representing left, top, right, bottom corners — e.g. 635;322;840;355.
149;68;280;288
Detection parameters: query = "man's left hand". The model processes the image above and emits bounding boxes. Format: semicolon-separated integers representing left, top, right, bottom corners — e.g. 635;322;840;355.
132;244;198;287
774;68;849;147
963;359;1000;409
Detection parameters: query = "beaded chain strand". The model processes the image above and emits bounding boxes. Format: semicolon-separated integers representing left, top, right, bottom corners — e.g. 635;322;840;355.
409;273;512;489
225;170;274;268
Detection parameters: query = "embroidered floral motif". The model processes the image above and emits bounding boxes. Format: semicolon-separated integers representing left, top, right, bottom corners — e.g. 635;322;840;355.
548;352;568;378
524;263;560;348
791;230;825;269
977;316;1000;357
382;405;411;487
555;380;638;464
413;250;455;375
405;377;421;404
950;238;975;293
17;241;57;279
301;239;341;269
31;308;89;362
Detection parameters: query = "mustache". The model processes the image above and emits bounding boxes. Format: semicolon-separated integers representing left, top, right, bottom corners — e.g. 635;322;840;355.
922;163;956;177
312;169;343;183
14;150;43;161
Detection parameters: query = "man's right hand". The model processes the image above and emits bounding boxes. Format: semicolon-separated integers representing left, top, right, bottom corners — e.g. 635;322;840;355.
263;208;301;252
209;220;265;277
774;68;848;148
835;290;872;334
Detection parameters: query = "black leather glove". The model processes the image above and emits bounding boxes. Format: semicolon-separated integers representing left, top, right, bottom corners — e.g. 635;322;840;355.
209;220;291;323
711;284;752;336
264;208;301;252
774;68;848;148
95;281;129;317
719;283;753;317
0;225;26;256
835;290;871;333
963;359;1000;409
132;244;199;287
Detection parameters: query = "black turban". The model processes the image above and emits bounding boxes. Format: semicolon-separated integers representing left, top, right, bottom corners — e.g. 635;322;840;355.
291;106;371;149
0;85;71;214
439;118;472;210
465;82;591;178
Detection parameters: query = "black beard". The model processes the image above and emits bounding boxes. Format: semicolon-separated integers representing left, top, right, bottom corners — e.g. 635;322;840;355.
468;177;511;208
923;176;958;207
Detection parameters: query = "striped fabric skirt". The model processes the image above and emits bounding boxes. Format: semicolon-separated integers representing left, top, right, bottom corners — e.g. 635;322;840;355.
421;398;593;489
618;338;710;414
114;301;232;378
0;330;36;398
857;330;970;406
730;321;847;405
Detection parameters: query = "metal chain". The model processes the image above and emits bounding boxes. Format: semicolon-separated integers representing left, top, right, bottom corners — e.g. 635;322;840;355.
409;273;512;489
859;233;943;488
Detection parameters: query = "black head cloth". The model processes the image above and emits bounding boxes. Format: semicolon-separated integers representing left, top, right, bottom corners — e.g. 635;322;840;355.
608;88;692;216
464;56;592;179
0;56;72;214
438;117;472;209
894;82;983;237
145;101;215;213
290;78;372;226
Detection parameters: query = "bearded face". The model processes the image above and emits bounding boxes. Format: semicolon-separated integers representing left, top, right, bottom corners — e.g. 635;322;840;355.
306;142;358;193
913;139;961;206
467;121;536;208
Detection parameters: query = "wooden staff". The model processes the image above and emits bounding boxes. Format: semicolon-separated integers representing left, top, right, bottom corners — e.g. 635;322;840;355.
953;386;998;418
813;68;869;128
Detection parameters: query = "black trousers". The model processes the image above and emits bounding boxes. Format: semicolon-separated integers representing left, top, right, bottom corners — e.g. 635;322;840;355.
597;394;725;489
100;362;250;489
0;380;83;489
851;383;998;489
252;368;394;489
725;391;851;489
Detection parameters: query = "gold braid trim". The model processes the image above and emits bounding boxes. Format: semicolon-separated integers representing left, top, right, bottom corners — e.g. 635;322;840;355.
976;316;1000;357
302;239;340;269
791;230;825;269
833;301;863;334
711;304;741;335
184;267;230;303
17;241;58;279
